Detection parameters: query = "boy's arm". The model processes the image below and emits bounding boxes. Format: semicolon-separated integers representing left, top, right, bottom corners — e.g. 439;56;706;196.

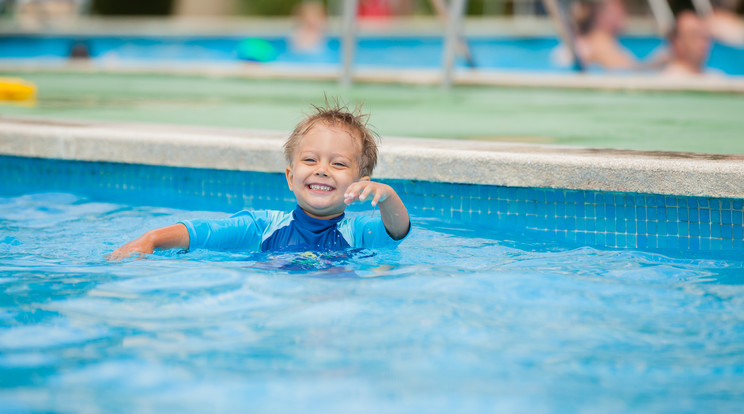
108;223;189;260
345;181;410;240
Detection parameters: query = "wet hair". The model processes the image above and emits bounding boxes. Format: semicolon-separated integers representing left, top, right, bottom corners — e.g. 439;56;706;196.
283;99;379;178
572;1;600;36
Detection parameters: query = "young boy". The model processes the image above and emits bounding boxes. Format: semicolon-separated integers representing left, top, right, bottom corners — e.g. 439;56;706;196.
110;102;410;259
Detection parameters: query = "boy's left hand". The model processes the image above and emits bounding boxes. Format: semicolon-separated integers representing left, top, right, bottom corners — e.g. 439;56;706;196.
344;179;393;207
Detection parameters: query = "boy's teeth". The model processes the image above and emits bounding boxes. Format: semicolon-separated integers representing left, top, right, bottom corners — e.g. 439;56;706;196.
310;184;332;191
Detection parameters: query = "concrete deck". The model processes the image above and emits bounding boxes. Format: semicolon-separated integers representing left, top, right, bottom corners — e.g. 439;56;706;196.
3;63;744;94
2;117;743;199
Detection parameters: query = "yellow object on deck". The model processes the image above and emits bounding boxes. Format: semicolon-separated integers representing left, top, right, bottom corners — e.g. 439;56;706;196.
0;77;37;102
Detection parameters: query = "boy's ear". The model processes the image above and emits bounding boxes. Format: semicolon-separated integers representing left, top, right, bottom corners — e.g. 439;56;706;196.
285;165;294;190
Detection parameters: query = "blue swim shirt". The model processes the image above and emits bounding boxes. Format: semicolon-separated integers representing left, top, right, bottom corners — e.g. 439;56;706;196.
180;206;408;252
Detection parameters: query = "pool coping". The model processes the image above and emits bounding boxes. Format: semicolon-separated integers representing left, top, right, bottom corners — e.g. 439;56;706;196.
1;116;743;199
2;63;743;93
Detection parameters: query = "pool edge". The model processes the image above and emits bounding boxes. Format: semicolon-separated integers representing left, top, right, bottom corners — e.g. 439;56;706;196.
1;117;743;199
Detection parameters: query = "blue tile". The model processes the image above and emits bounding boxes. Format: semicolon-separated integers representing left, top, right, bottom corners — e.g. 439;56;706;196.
575;218;586;231
712;209;721;224
734;211;743;225
585;232;596;245
586;219;596;232
557;216;567;229
607;220;616;232
678;208;689;222
576;232;586;244
616;234;626;247
722;199;732;209
567;230;577;242
733;199;744;210
667;208;678;221
627;234;637;248
712;224;722;238
722;210;732;225
711;238;723;250
679;222;689;236
595;219;606;232
637;235;648;248
698;199;709;208
734;225;743;239
700;224;711;238
621;206;633;220
690;223;700;237
596;233;606;245
700;209;710;222
657;208;667;221
666;221;678;235
616;219;626;233
665;197;678;207
735;239;744;250
647;235;658;249
688;208;699;223
607;233;616;247
636;206;647;221
690;238;700;250
700;238;711;250
710;199;721;209
722;225;733;239
576;204;587;217
567;217;576;229
605;204;615;218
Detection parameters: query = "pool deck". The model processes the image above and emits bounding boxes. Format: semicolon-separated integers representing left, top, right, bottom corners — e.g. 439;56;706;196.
1;117;743;199
4;62;744;94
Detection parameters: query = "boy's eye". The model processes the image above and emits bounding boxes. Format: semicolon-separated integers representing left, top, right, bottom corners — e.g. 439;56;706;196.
333;162;347;168
303;158;316;163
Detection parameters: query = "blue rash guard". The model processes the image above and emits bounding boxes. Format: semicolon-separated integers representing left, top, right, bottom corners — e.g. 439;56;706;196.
179;206;408;253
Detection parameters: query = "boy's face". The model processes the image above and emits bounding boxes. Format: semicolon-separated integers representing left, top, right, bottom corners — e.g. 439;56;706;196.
285;123;362;219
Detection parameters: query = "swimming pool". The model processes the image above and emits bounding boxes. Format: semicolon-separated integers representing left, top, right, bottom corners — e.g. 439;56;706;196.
2;158;744;413
1;33;743;75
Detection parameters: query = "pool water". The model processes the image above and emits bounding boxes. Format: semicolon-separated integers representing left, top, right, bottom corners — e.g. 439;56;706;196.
1;191;743;413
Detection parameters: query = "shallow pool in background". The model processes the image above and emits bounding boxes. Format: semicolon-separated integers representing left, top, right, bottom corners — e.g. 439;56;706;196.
2;185;744;412
1;34;743;75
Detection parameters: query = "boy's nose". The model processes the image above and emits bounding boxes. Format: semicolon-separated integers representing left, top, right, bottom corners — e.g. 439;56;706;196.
314;167;328;177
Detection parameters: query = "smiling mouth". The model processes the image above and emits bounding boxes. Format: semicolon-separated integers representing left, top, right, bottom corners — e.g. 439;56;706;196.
307;184;335;192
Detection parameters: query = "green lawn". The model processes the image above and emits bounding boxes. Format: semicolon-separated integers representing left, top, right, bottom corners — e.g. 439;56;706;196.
2;71;743;154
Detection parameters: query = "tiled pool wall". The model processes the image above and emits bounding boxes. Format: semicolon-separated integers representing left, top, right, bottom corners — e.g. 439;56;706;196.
3;155;743;252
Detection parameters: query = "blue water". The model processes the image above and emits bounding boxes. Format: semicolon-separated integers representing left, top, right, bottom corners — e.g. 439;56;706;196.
1;191;744;413
1;34;743;75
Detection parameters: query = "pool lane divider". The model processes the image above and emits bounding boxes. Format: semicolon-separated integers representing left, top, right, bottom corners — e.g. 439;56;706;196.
2;117;743;251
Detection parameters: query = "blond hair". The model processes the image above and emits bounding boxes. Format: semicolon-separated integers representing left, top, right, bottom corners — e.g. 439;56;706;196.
283;100;379;178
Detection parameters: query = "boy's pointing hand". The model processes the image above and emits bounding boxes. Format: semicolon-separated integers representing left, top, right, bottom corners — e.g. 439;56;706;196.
344;179;394;207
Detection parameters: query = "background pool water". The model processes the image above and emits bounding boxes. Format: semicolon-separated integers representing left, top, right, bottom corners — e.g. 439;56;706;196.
1;191;743;413
1;35;742;75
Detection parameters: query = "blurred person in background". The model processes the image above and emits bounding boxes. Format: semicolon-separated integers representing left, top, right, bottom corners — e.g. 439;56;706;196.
663;10;714;76
358;0;394;19
290;0;327;53
571;0;638;70
706;0;744;45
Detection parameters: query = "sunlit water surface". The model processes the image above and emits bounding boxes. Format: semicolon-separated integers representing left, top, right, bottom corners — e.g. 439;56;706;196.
1;192;743;413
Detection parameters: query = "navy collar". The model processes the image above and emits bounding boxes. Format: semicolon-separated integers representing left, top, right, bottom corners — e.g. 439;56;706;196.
293;206;345;233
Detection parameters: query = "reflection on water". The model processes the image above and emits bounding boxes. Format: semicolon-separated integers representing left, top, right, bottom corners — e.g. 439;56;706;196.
1;192;743;413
